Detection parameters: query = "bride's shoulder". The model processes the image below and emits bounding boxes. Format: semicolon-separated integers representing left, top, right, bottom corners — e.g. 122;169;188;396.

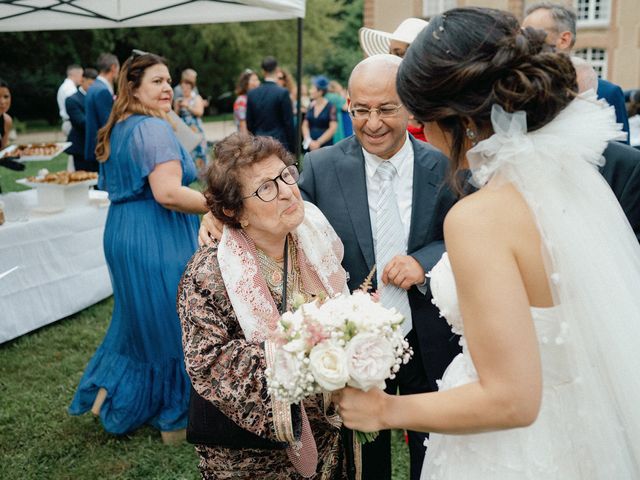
444;183;530;241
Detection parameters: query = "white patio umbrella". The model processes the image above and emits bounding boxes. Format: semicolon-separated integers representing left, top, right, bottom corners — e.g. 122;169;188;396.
0;0;304;31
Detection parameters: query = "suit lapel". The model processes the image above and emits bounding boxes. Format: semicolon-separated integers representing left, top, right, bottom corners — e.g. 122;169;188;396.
408;137;440;252
335;138;375;271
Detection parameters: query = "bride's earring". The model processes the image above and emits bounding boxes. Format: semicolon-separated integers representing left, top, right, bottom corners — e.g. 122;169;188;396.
240;219;249;228
465;128;478;146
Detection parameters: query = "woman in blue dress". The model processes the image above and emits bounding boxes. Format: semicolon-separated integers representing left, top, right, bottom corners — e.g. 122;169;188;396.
301;76;337;152
69;52;209;443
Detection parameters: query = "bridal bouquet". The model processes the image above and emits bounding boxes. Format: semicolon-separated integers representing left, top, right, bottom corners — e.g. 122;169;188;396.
266;286;413;443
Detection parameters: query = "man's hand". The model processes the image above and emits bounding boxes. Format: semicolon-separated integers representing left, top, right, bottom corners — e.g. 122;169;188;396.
381;255;425;290
198;211;223;246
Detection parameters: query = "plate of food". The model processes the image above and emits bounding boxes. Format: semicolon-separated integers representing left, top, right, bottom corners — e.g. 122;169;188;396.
16;170;99;210
0;142;72;161
16;170;98;188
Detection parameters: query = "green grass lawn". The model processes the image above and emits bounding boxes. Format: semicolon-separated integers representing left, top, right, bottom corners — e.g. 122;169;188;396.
0;154;410;479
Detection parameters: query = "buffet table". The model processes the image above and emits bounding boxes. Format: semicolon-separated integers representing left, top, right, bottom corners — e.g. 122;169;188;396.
0;189;112;344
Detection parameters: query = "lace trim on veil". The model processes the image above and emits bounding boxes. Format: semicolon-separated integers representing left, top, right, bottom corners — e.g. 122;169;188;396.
465;91;640;476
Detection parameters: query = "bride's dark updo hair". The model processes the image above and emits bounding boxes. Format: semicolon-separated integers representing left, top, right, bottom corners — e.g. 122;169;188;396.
397;7;577;192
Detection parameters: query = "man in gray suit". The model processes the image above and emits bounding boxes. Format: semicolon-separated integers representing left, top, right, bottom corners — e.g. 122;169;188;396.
298;55;460;480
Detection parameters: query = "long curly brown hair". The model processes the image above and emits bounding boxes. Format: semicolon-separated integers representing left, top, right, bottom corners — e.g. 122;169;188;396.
96;53;172;162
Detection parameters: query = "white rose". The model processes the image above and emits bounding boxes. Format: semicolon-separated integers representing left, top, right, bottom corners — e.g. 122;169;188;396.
308;342;349;391
346;333;395;391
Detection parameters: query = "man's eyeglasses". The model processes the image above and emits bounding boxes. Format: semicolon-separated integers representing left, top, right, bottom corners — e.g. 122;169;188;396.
349;104;404;120
243;165;299;202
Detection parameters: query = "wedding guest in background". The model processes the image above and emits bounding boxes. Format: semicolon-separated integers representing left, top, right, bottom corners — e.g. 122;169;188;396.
335;8;640;478
302;76;337;151
173;68;199;101
523;2;630;143
85;53;119;164
174;74;207;169
276;67;299;120
69;52;208;444
326;80;352;143
246;56;295;153
65;68;98;172
233;69;260;134
359;18;429;142
0;78;12;149
178;133;347;479
57;64;83;137
359;17;428;59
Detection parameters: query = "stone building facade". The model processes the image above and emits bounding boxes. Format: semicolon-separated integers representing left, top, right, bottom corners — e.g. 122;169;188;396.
363;0;640;89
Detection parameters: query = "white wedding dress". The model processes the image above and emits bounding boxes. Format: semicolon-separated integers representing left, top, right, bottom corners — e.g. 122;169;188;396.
420;92;640;479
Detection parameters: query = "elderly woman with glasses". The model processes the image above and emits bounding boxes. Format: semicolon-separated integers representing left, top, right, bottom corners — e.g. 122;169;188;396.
177;133;348;479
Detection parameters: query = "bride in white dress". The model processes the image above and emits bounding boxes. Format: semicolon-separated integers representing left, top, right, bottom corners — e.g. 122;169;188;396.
334;7;640;479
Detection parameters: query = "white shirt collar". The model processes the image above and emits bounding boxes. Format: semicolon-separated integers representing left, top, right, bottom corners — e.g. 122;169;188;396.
362;133;412;179
97;75;114;95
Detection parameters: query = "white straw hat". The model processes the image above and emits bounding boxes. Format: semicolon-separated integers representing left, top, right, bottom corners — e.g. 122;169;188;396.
359;18;429;57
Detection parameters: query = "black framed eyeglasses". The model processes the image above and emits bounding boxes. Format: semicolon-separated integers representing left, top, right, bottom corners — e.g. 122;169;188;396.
243;165;299;202
349;104;404;120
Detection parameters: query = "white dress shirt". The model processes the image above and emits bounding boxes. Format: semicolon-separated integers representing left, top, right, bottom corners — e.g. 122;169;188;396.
363;134;414;253
56;78;78;121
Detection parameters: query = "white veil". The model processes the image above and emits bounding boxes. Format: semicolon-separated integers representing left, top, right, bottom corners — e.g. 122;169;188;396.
467;91;640;477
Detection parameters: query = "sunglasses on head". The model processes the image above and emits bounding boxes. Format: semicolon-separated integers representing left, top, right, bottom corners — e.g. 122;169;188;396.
131;49;151;58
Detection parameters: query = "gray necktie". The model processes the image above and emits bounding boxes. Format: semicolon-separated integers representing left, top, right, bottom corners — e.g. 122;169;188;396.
375;161;413;337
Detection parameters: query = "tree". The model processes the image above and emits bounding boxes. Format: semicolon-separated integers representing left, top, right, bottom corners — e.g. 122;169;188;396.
0;0;360;122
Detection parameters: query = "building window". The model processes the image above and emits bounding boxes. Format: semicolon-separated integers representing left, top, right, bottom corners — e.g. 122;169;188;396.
422;0;457;19
575;48;608;79
576;0;610;26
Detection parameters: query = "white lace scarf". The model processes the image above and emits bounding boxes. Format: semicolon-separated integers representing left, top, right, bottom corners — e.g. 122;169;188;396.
217;201;349;343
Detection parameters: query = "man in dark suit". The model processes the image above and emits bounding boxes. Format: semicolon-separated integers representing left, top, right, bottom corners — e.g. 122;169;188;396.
600;136;640;242
523;2;630;143
65;68;98;171
597;78;630;142
85;53;119;163
246;56;294;152
298;55;460;480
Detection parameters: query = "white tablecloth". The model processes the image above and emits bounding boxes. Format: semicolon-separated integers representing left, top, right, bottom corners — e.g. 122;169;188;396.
0;189;112;343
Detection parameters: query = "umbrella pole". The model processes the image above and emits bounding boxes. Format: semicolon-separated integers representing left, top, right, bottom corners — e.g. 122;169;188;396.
295;16;303;162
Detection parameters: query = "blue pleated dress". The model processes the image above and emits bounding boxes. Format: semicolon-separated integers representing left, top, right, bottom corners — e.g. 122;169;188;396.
69;115;199;434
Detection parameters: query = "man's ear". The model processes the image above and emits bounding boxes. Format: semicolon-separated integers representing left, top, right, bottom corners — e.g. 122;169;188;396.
558;31;573;51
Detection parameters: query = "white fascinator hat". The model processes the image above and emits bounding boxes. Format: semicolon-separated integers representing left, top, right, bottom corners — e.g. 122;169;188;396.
359;17;429;57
